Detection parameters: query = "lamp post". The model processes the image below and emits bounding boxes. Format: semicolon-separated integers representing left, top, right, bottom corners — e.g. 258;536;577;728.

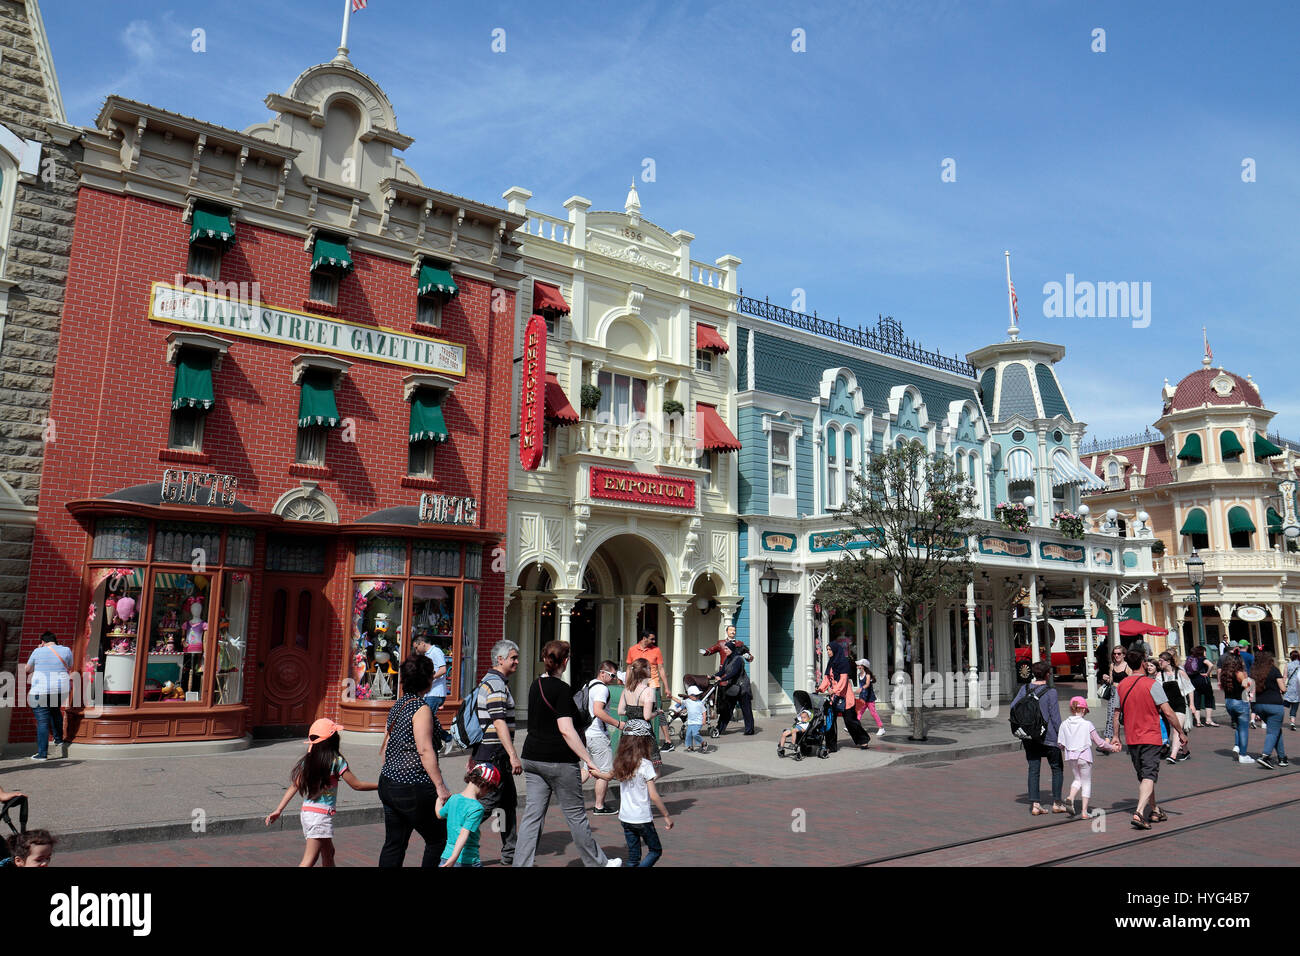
758;561;779;596
1186;548;1206;658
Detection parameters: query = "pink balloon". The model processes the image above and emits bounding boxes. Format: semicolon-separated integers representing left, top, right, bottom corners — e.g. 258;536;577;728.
116;596;136;621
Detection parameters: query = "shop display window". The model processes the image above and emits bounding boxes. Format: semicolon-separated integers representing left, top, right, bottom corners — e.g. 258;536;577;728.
144;571;213;703
459;583;479;697
412;583;457;673
215;571;251;705
352;580;404;701
413;542;459;577
89;567;145;707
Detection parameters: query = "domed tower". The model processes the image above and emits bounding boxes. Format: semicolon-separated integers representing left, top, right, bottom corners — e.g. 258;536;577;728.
966;334;1103;528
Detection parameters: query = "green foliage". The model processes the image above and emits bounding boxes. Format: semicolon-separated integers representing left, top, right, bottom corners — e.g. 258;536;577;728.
662;399;685;418
580;383;602;410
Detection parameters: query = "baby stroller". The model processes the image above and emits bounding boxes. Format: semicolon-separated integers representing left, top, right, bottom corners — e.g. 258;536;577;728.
664;675;720;751
777;690;833;761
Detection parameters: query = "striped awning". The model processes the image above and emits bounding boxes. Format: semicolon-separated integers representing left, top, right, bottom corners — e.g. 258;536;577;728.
154;573;192;590
1006;448;1034;482
1051;454;1107;491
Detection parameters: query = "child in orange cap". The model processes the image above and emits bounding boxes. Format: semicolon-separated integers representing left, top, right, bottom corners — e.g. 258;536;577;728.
266;718;378;866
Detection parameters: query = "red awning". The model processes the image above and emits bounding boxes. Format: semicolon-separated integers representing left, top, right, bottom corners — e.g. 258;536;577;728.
696;402;741;452
533;281;570;315
544;373;579;425
1095;620;1169;638
696;322;729;353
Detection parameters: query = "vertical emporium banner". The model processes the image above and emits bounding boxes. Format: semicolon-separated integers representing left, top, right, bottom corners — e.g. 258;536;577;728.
519;313;547;470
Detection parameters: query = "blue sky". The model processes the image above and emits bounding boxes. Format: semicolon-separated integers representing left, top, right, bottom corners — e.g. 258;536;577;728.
41;0;1300;438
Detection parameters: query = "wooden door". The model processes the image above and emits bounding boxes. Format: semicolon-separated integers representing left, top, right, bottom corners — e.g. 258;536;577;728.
254;577;326;728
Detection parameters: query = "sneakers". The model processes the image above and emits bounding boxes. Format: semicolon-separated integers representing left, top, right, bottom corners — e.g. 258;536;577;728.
591;806;617;815
1279;758;1291;767
876;728;886;737
1232;745;1240;754
660;741;675;752
1165;756;1177;765
604;858;624;867
1238;755;1256;764
28;754;47;761
1177;752;1191;762
1256;756;1275;770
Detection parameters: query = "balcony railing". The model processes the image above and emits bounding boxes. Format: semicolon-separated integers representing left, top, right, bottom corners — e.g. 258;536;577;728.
736;295;975;376
1158;550;1300;575
1080;429;1159;455
517;212;572;245
576;419;697;466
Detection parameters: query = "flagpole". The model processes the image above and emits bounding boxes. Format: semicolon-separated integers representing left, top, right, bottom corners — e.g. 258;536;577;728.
1005;250;1018;341
336;0;352;62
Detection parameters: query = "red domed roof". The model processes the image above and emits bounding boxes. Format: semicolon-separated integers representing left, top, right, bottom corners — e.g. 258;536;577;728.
1167;367;1261;412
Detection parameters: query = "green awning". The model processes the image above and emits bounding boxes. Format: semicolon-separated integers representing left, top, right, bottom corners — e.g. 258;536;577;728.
418;264;458;297
311;237;353;273
1267;507;1283;532
1176;433;1202;462
409;391;449;443
1180;508;1208;536
190;207;234;245
1254;432;1284;459
297;372;341;428
1227;506;1256;534
1220;430;1244;460
171;350;214;411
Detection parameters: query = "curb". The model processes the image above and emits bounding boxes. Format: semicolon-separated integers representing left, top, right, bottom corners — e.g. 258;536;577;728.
886;740;1023;767
52;768;766;853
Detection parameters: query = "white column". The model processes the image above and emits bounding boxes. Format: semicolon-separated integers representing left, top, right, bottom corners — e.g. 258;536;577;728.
1108;581;1122;667
1029;575;1041;663
892;577;909;726
966;580;980;716
664;595;693;696
553;587;583;683
1083;576;1098;707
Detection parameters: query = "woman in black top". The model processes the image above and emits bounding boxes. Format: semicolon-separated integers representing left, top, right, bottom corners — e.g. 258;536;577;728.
377;654;452;867
1187;646;1219;727
1250;651;1289;769
1157;652;1190;763
513;640;617;867
1100;644;1131;739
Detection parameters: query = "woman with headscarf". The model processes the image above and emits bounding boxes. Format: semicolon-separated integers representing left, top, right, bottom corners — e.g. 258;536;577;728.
818;642;871;752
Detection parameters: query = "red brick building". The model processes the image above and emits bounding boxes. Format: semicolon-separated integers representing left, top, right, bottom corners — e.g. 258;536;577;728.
15;54;524;750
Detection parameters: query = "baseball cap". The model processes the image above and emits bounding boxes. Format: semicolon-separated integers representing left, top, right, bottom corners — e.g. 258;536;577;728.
1239;639;1250;647
1070;695;1089;714
307;718;343;749
856;658;870;668
471;762;502;789
686;685;702;696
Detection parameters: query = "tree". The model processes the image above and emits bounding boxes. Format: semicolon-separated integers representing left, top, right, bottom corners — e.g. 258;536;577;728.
815;439;977;739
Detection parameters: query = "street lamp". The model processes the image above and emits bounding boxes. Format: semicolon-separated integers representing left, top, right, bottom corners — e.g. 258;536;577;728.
759;561;780;595
1186;548;1206;656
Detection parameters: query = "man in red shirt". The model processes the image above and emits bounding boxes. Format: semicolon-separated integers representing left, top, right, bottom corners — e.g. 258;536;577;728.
1113;647;1187;829
626;631;674;751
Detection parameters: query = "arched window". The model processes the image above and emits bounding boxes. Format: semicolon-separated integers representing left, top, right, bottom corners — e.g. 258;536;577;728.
842;427;856;501
1007;447;1035;503
825;424;840;509
1179;507;1209;552
1227;505;1255;550
1106;459;1121;490
968;452;982;512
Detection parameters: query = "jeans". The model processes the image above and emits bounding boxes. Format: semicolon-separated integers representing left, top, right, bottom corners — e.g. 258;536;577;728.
1024;741;1063;804
622;820;662;867
1288;701;1298;720
514;759;609;867
1224;698;1251;754
377;776;447;867
423;696;451;744
475;750;517;865
1254;703;1287;760
32;696;64;758
684;725;702;749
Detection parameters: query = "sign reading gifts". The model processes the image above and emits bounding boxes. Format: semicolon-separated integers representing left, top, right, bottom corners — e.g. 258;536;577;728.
590;467;695;508
150;282;466;376
419;493;478;526
161;469;238;507
518;314;546;471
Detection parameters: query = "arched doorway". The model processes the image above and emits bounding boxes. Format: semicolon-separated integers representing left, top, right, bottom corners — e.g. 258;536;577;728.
579;532;671;679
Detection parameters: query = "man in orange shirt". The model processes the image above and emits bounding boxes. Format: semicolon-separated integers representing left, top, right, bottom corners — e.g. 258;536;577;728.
626;632;674;751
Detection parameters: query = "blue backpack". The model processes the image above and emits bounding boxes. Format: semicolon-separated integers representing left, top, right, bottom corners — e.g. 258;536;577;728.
451;673;501;751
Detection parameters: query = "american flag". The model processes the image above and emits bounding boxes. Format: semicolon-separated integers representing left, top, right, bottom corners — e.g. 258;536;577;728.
1203;326;1212;362
352;0;366;10
1009;279;1019;320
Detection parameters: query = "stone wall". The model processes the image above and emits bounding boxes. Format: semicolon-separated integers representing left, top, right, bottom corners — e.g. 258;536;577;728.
0;0;81;670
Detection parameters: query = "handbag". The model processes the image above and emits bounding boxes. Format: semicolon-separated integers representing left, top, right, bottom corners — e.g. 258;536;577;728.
1098;680;1113;701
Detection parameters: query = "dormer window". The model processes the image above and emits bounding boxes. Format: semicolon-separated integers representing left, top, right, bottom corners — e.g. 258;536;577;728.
186;202;235;279
416;260;458;331
309;233;353;306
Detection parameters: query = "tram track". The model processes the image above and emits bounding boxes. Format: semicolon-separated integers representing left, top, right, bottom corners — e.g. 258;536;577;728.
849;770;1300;867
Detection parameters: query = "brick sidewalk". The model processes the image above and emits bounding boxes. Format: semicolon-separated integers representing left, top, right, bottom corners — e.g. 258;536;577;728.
51;722;1296;867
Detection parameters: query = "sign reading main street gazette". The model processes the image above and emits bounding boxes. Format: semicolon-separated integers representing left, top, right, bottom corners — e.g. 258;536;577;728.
150;282;467;376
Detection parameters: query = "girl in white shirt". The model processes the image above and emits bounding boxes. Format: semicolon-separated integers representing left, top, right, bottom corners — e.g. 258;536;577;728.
612;725;673;866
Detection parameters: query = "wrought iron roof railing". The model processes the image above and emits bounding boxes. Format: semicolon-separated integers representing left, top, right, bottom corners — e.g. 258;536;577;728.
1079;429;1159;455
736;294;976;377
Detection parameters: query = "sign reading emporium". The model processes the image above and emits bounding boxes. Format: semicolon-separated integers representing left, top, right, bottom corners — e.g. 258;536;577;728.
518;314;546;471
590;467;695;509
150;282;467;376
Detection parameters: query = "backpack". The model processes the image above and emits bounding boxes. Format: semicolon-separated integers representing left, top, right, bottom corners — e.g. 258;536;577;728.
450;673;498;751
1009;685;1048;742
571;679;601;736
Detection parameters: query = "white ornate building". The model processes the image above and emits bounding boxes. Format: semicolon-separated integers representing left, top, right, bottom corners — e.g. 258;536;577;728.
502;184;744;705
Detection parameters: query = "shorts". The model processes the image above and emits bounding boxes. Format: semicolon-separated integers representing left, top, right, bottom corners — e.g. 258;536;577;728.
585;731;613;774
1127;743;1163;783
301;810;335;840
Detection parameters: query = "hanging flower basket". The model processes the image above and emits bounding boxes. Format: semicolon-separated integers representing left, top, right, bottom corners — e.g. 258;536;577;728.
1053;511;1086;539
995;502;1030;532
